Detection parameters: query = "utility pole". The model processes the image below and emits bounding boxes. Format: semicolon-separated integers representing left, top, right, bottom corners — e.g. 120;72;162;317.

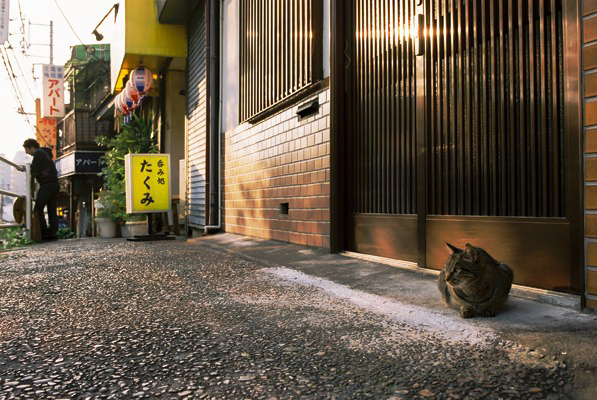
49;20;53;64
28;20;54;81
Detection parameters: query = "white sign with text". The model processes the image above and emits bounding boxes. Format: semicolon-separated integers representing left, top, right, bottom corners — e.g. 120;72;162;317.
41;64;65;118
0;0;9;43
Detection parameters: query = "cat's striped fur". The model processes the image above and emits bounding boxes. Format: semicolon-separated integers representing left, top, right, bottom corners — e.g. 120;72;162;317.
438;243;513;318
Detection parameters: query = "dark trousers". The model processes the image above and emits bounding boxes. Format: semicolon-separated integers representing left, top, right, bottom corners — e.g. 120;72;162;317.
34;182;59;239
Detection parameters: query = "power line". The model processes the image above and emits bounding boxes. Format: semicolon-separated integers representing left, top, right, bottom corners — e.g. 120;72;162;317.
5;43;36;102
0;47;36;134
16;0;29;57
52;0;86;46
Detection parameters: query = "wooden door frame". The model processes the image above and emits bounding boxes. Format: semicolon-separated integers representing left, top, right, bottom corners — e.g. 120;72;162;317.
330;0;584;297
330;0;347;253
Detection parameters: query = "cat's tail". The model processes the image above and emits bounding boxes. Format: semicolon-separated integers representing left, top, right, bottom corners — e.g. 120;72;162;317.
438;270;451;304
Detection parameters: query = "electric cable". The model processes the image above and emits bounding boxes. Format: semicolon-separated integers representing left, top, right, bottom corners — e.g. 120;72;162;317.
6;43;36;102
0;47;36;135
52;0;86;46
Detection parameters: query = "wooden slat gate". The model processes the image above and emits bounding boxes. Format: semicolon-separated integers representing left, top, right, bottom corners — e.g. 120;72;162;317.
346;0;582;292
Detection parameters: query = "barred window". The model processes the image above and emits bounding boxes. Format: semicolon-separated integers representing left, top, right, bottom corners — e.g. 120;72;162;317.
240;0;323;122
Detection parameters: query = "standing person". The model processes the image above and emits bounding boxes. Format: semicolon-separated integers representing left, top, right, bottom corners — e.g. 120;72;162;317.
22;139;59;241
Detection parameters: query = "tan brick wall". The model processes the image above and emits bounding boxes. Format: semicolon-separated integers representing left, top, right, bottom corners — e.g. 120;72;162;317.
222;90;331;248
585;2;597;310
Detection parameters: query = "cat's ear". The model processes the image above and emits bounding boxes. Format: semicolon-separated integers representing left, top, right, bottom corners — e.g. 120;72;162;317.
464;243;479;263
446;242;463;254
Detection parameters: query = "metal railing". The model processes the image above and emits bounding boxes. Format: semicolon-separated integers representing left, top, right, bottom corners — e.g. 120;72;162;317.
0;154;31;239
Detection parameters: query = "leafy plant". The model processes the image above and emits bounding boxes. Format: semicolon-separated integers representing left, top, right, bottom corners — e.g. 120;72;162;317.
57;226;76;239
0;227;34;250
96;113;158;223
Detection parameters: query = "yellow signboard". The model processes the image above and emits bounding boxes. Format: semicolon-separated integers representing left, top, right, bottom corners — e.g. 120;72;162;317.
125;153;171;213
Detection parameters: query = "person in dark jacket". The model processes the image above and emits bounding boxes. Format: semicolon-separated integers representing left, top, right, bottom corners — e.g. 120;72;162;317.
23;138;59;241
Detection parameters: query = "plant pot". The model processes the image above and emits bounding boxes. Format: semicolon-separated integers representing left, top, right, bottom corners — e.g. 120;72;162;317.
121;220;148;238
96;218;118;238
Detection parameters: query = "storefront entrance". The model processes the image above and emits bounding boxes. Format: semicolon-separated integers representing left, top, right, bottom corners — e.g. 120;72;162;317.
343;0;582;292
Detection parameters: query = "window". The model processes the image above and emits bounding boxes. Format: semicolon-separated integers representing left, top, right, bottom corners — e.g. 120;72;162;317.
240;0;323;122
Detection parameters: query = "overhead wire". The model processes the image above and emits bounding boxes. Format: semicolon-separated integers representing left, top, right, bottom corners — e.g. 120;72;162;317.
52;0;86;46
0;46;36;134
0;46;27;111
5;44;36;102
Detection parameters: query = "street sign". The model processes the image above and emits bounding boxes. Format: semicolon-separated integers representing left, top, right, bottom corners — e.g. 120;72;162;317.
56;151;105;177
0;0;9;44
125;153;171;214
41;64;65;118
35;99;57;158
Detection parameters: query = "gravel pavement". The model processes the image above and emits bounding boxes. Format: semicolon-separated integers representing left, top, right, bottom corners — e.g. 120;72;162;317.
0;237;594;399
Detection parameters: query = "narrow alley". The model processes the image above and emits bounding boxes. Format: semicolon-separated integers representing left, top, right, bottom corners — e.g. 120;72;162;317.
1;235;596;399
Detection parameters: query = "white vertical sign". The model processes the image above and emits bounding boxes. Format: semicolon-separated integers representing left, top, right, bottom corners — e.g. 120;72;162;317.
41;64;65;118
0;0;9;43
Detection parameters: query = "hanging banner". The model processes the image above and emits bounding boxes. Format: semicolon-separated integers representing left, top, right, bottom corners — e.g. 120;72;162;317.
35;98;57;158
0;0;9;44
125;153;171;214
41;64;65;118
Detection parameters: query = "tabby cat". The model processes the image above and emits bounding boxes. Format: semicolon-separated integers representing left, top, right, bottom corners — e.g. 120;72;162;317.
438;243;513;318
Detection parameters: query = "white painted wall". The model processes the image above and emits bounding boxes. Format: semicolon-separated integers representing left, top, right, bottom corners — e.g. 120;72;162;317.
221;0;239;133
164;59;187;198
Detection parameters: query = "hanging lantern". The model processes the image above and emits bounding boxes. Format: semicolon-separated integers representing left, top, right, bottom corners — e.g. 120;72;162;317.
122;88;137;111
118;93;131;115
124;81;140;103
130;66;153;95
114;93;124;114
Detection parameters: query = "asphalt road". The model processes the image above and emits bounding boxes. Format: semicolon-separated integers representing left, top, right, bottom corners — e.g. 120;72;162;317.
0;237;594;399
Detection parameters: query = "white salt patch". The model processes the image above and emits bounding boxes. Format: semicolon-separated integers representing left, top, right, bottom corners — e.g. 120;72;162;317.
264;267;496;345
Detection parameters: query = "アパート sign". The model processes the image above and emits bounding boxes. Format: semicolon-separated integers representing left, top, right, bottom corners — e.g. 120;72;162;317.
41;64;65;118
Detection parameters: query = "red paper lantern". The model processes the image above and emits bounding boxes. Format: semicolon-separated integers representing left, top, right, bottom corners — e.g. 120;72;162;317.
118;93;131;115
130;66;153;95
124;82;140;103
122;88;137;111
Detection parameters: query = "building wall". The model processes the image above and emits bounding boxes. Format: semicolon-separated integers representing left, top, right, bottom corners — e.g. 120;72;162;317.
163;59;187;198
220;0;331;247
0;154;9;191
10;151;30;196
223;91;331;247
584;0;597;310
186;4;208;228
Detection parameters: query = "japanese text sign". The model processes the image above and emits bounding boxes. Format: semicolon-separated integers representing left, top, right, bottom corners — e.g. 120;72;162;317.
125;153;171;213
41;64;65;118
35;99;57;158
0;0;9;44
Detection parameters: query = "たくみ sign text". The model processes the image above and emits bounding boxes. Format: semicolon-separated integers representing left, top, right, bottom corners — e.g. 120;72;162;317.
125;154;171;213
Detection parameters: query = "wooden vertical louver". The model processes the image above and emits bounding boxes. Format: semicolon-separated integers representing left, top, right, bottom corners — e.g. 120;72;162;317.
353;0;418;215
346;0;580;291
240;0;323;122
426;0;565;217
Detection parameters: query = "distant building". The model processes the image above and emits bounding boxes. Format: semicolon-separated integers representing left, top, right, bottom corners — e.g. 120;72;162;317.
55;44;113;234
0;153;9;192
10;151;31;196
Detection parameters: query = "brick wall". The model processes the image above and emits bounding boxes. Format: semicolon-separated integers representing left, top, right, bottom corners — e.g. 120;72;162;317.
222;89;331;248
584;0;597;310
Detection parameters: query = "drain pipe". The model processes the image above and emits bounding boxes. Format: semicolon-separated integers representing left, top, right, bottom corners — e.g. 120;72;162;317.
204;0;221;235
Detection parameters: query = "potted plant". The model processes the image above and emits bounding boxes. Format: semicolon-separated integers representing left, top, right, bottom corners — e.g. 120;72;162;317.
95;189;123;238
96;113;158;237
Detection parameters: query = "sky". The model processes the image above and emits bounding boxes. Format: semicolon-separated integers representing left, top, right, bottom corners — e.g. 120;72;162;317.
1;0;114;161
